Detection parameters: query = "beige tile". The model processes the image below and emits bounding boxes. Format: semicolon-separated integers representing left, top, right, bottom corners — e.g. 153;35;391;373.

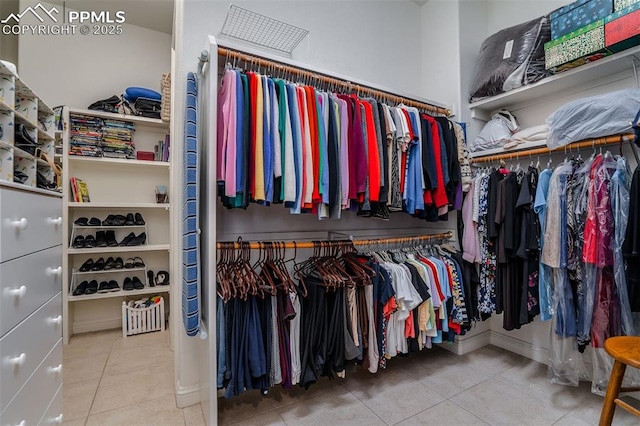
64;329;120;360
63;351;109;384
183;403;206;426
89;364;174;414
110;330;170;351
62;417;86;426
343;367;445;425
86;394;184;426
228;410;286;426
496;360;592;411
277;386;384;426
553;414;592;425
396;400;489;425
460;345;527;377
404;360;491;398
570;389;640;425
452;378;567;425
103;343;173;377
63;379;99;421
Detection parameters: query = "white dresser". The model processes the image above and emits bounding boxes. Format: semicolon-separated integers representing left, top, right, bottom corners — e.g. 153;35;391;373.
0;183;63;426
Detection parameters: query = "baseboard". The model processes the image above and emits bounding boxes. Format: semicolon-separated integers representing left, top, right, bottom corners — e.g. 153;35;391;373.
73;318;122;334
175;381;201;408
490;331;549;364
439;329;491;355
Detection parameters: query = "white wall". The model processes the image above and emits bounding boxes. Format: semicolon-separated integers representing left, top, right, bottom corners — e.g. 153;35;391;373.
17;0;171;109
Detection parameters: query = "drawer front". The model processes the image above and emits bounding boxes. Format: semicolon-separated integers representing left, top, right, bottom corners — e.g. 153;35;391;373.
39;384;63;426
1;340;62;425
0;246;62;337
0;294;62;413
0;188;62;263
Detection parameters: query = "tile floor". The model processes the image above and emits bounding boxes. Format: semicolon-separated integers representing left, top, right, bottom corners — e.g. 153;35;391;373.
63;330;639;426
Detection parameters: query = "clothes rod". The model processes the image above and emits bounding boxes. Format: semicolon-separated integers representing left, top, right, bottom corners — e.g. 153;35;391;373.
470;134;633;164
216;231;454;250
217;46;451;117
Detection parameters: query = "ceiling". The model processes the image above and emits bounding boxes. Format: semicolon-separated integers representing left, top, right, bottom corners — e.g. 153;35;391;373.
48;0;174;34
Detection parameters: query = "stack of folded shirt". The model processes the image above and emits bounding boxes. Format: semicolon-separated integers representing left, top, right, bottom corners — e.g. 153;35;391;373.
503;124;549;150
102;119;136;158
69;114;103;157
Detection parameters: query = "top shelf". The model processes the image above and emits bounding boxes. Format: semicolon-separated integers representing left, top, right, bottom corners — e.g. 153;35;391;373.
69;108;169;129
468;45;640;119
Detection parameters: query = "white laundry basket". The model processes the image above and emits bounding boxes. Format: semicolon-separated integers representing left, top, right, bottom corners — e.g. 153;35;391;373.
122;297;165;337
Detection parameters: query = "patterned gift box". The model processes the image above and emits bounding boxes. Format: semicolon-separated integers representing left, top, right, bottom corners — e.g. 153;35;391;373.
550;0;613;39
605;2;640;51
614;0;640;12
545;19;608;69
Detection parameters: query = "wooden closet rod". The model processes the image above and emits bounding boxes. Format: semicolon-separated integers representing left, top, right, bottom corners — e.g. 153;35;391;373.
216;231;454;250
470;133;633;164
217;46;451;117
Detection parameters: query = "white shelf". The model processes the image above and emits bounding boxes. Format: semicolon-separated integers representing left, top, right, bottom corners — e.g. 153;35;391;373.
68;285;170;302
468;45;640;119
38;129;54;142
68;202;170;209
68;244;170;255
15;79;35;98
14;110;37;129
69;108;168;129
74;224;146;229
68;156;170;168
74;266;147;276
468;141;548;159
13;145;35;160
0;180;62;197
38;102;54;116
0;99;11;112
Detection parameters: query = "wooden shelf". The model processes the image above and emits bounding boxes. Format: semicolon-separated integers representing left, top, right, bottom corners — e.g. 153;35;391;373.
68;244;170;255
68;285;170;302
68;202;170;209
468;45;640;120
68;156;170;168
69;108;168;129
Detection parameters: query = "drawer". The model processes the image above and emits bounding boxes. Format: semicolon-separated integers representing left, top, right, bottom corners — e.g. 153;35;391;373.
0;188;62;263
39;384;63;426
0;246;62;337
0;339;62;425
0;294;61;413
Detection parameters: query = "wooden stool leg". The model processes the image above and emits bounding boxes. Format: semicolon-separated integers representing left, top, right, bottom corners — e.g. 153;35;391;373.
599;360;627;426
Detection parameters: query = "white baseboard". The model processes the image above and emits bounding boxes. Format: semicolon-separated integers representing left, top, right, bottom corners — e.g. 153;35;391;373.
490;331;549;364
73;318;121;334
175;381;201;408
439;329;491;355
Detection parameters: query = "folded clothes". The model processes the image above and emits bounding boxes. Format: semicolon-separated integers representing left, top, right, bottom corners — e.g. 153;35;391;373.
503;124;548;150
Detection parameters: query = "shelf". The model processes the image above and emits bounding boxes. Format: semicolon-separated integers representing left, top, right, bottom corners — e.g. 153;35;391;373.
68;244;170;255
68;156;170;168
468;140;548;159
0;140;12;150
68;285;170;302
36;158;51;167
74;224;146;229
15;79;35;98
69;108;169;129
468;45;640;119
13;145;35;160
73;266;147;276
38;102;54;116
38;129;54;142
0;99;11;112
0;180;62;197
68;202;170;209
14;110;38;129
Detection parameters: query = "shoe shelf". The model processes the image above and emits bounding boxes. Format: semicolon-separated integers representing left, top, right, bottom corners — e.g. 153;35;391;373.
68;202;170;209
73;266;147;276
0;98;11;113
73;224;147;229
68;285;170;302
67;244;170;255
68;156;170;168
13;109;37;129
69;223;150;248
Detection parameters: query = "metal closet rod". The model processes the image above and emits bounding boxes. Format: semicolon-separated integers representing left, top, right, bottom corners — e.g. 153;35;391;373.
216;231;454;250
217;46;451;117
470;134;633;164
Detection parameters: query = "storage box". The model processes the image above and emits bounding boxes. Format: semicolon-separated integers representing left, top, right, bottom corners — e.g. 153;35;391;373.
550;0;613;39
136;151;155;161
605;2;640;52
614;0;640;11
545;19;608;69
122;297;165;337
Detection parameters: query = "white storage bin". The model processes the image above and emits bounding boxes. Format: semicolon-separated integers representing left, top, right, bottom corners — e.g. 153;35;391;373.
121;297;165;337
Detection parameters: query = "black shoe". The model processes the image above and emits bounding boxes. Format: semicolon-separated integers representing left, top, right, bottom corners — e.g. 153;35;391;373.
97;281;111;293
104;256;115;270
74;217;89;226
73;281;89;296
102;214;115;226
105;230;118;247
112;214;127;226
91;257;105;271
108;280;120;292
123;277;134;291
114;257;124;269
133;257;145;268
88;217;101;226
134;213;145;225
125;213;135;226
84;235;96;248
119;232;136;246
14;124;38;153
79;258;94;272
126;232;146;246
131;276;145;290
96;231;107;247
155;271;170;286
85;280;98;294
148;270;155;287
72;235;85;248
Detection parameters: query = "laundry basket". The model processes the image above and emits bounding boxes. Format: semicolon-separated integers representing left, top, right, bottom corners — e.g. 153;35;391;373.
122;297;165;337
